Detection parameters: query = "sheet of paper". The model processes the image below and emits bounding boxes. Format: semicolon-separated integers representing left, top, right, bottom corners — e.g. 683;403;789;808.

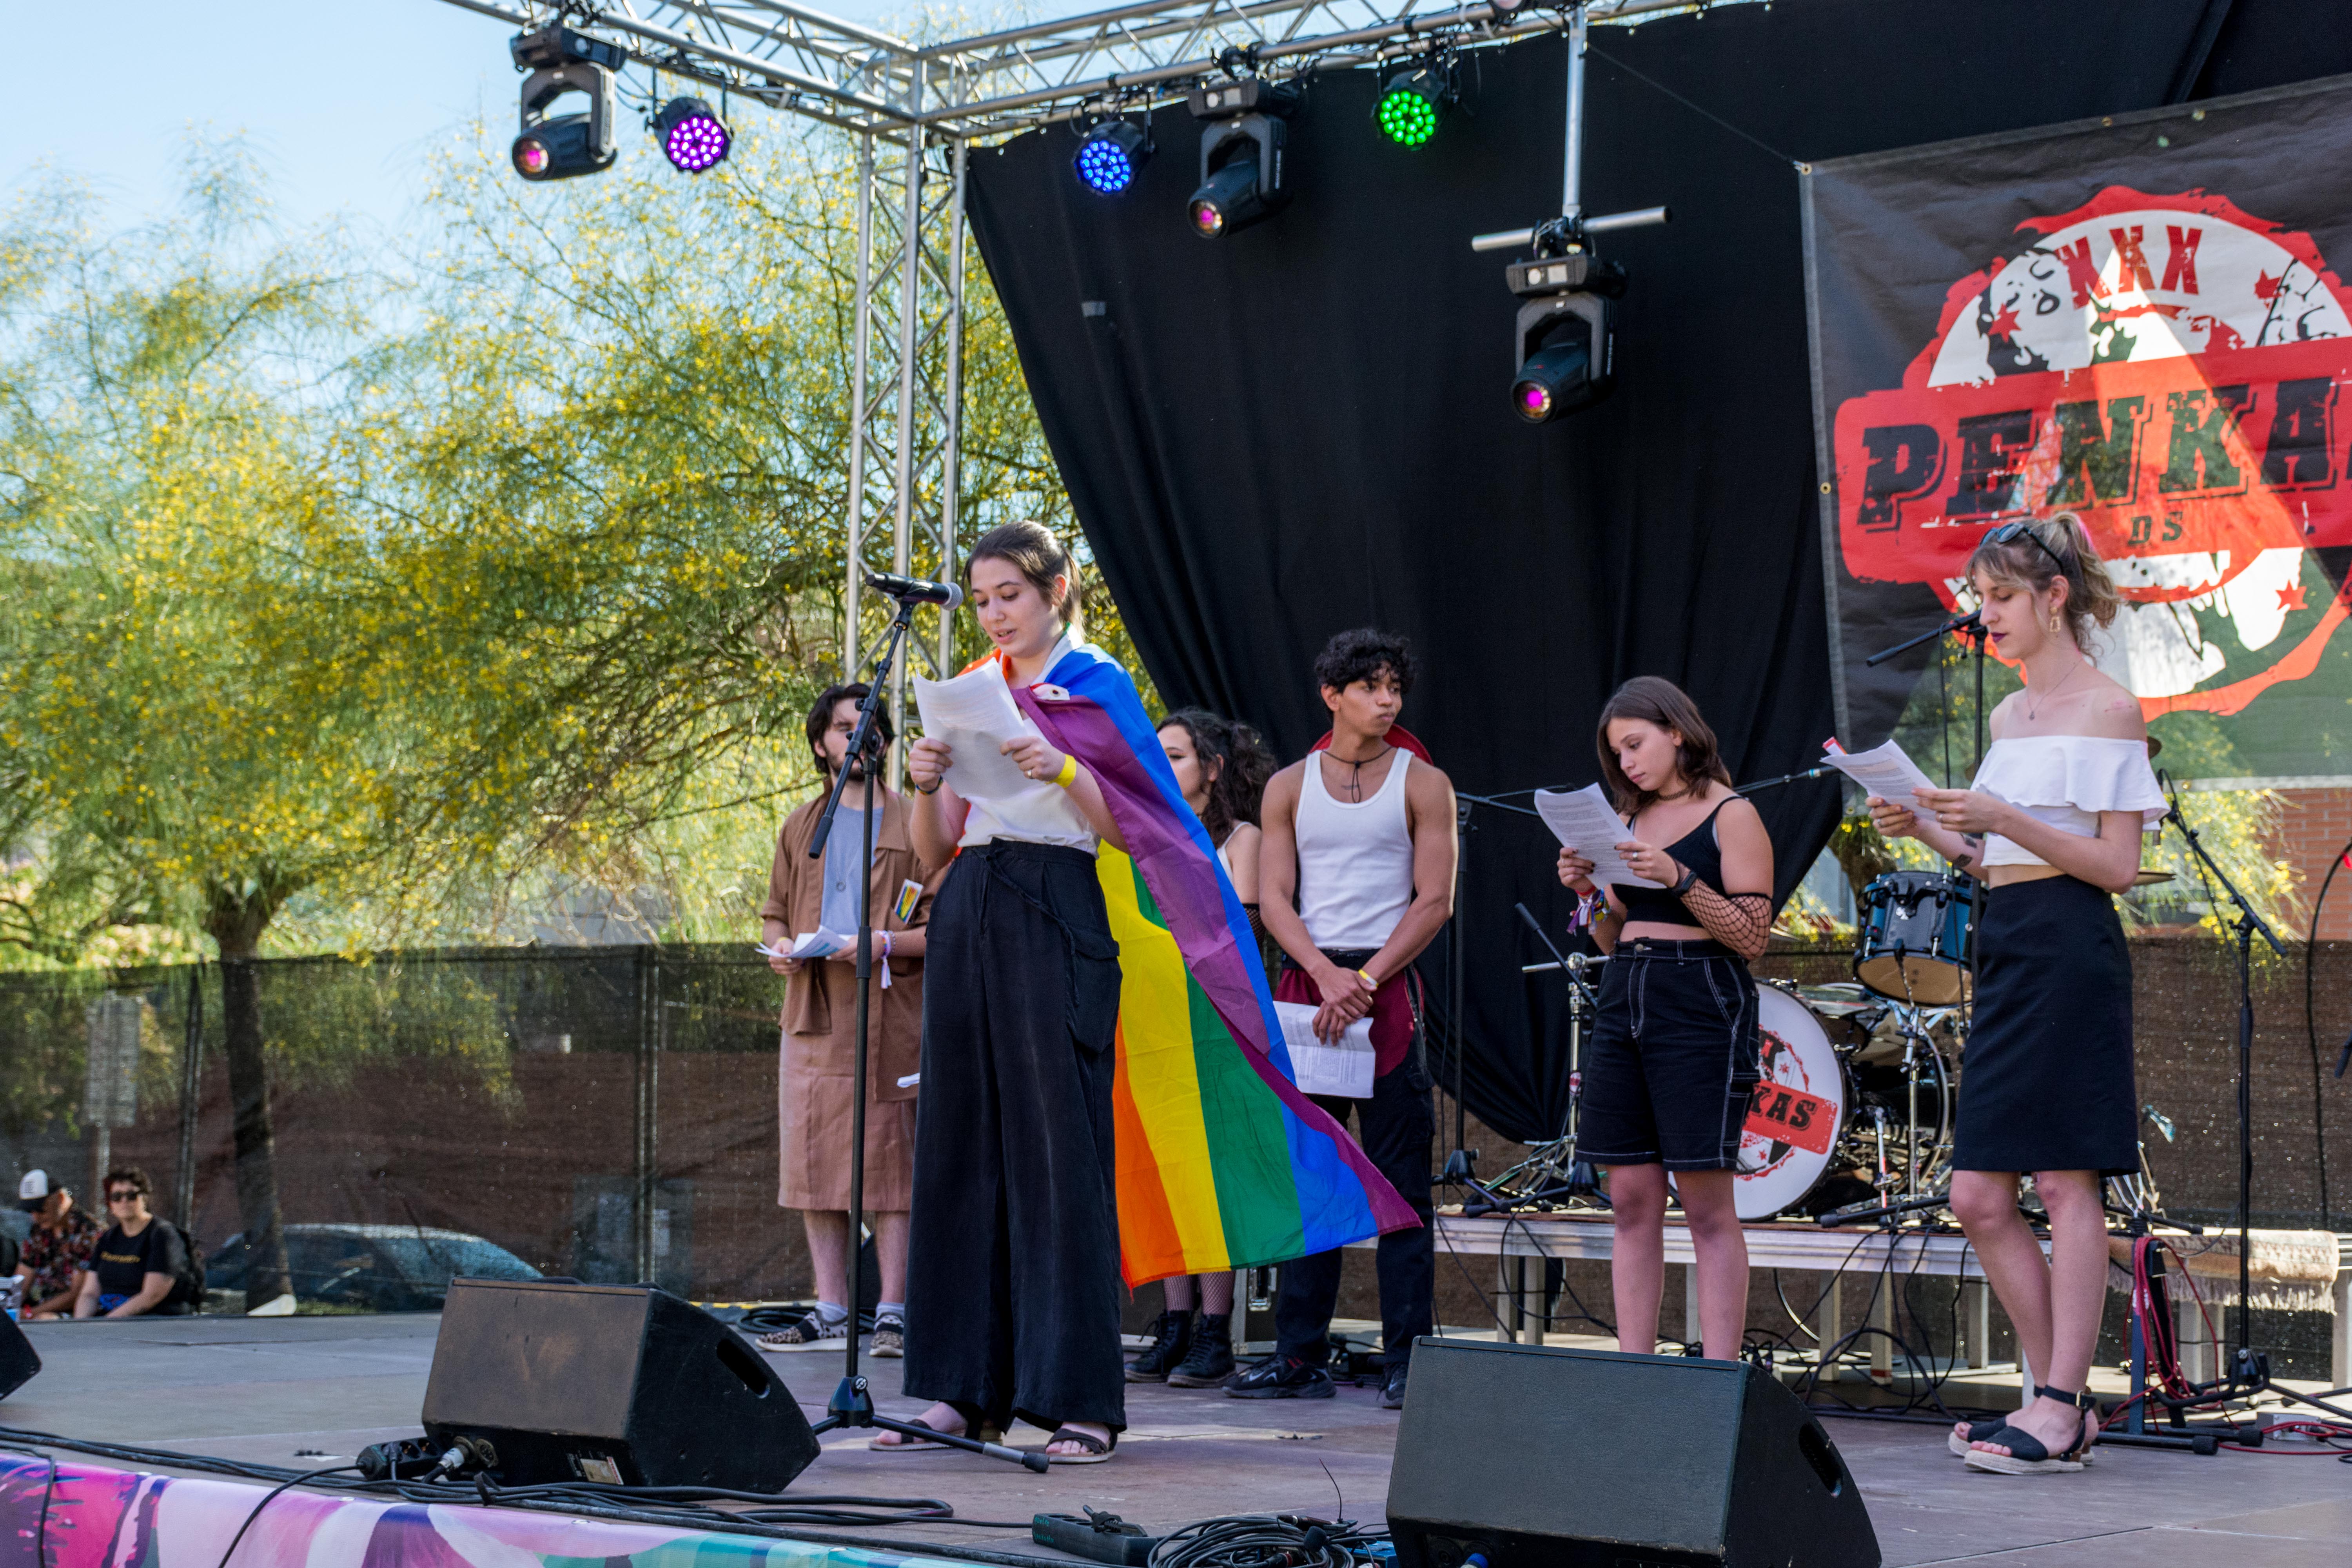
1271;1001;1376;1099
1532;783;1663;888
1820;738;1936;812
754;927;852;960
912;664;1034;801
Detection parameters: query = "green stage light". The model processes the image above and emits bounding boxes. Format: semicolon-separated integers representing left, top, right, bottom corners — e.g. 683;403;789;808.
1376;69;1443;147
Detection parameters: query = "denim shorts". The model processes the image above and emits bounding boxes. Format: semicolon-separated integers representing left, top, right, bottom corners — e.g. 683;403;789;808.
1577;938;1762;1172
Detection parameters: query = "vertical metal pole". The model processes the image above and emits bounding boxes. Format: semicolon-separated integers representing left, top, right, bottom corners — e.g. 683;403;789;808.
888;94;927;746
174;964;203;1225
843;135;878;681
635;946;659;1285
1562;5;1586;221
938;136;969;680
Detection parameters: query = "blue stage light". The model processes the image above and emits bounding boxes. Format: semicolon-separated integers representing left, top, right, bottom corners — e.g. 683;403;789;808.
1074;122;1149;194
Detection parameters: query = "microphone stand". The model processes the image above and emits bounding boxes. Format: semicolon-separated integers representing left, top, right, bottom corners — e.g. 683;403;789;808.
803;593;1046;1473
1461;905;1606;1216
1863;609;1991;778
2158;785;2352;1429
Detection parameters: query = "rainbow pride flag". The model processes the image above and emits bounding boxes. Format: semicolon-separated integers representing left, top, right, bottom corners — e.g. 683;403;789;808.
1008;642;1420;1287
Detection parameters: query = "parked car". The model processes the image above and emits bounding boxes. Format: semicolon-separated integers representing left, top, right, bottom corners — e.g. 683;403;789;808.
205;1223;541;1312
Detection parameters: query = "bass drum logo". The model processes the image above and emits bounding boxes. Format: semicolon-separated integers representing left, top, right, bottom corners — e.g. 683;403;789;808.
1833;186;2352;717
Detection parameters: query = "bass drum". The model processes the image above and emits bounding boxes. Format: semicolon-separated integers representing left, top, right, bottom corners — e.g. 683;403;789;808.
1732;982;1850;1220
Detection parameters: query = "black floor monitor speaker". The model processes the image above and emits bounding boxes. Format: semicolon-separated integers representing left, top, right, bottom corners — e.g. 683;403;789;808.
423;1279;820;1491
0;1314;38;1400
1388;1339;1879;1568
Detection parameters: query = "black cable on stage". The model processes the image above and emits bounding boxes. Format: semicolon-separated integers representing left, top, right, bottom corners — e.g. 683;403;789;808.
2303;831;2351;1226
1147;1514;1376;1568
216;1465;361;1568
0;1428;325;1485
0;1426;1031;1541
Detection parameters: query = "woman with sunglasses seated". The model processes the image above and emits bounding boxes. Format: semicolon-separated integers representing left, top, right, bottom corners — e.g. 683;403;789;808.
1869;514;2161;1475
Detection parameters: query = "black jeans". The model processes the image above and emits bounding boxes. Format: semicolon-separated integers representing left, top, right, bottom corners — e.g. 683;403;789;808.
1273;1052;1436;1369
903;842;1127;1432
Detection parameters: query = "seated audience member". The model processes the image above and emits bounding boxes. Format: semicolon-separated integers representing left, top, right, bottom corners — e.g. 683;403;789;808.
65;1168;196;1320
16;1170;101;1320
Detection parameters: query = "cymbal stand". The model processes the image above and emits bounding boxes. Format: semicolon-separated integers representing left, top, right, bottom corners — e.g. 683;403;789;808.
1460;905;1606;1216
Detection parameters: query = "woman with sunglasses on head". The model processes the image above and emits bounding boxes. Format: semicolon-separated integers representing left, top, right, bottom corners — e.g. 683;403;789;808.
1554;677;1774;1365
1869;514;2161;1476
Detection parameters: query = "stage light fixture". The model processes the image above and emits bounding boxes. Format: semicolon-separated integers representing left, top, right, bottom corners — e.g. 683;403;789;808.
1507;249;1624;424
654;97;733;173
1374;67;1446;147
1074;120;1151;194
1185;78;1300;239
509;25;623;183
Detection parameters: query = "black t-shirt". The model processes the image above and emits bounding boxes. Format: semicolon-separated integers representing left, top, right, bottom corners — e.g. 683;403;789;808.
92;1221;188;1310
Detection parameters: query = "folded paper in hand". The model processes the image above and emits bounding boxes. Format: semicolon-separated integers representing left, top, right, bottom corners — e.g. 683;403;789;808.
912;665;1034;801
755;928;852;961
1271;1001;1376;1100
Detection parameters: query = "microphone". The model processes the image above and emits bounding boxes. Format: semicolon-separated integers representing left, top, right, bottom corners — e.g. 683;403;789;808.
1863;608;1980;667
866;571;963;608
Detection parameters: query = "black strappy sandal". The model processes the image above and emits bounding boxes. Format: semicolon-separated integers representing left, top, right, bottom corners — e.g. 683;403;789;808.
1946;1416;2009;1457
1043;1426;1118;1465
1963;1386;2102;1475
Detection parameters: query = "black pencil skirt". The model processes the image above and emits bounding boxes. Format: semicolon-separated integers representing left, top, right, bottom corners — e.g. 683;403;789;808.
1952;874;2140;1177
902;839;1127;1434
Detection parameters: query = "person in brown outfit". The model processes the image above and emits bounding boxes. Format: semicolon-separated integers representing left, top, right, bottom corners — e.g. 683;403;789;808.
757;682;940;1357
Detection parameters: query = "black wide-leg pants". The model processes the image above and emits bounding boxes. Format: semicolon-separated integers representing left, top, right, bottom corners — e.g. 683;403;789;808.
1273;1057;1436;1370
903;840;1127;1433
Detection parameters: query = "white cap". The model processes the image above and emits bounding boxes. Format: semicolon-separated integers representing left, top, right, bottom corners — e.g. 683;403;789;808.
18;1169;49;1203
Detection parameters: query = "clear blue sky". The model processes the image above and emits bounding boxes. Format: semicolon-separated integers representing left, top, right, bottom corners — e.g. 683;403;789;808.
4;1;908;235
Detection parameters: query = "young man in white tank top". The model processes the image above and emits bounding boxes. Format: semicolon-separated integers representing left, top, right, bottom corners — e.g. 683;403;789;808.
1232;630;1456;1410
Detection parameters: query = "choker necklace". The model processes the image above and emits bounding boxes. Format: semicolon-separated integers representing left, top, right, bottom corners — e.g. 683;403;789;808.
1327;742;1394;802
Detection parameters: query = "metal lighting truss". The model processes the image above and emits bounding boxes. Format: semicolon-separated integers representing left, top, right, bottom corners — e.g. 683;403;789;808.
435;0;1731;709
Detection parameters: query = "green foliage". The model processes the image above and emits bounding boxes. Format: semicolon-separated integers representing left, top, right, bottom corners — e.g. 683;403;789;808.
0;113;1148;962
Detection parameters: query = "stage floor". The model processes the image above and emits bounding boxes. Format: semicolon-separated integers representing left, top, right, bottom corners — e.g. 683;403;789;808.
5;1314;2348;1567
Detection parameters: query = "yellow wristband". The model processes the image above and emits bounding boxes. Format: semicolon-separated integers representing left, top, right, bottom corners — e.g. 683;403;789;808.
1357;967;1377;989
1051;753;1079;788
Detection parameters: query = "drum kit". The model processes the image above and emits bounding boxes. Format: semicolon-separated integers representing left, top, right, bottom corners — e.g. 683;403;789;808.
1486;869;1988;1226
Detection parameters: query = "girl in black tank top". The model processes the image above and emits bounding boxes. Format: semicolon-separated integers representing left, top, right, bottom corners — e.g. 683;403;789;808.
1552;678;1774;1367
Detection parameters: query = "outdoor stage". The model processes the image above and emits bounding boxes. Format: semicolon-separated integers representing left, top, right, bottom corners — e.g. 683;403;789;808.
4;1313;2348;1568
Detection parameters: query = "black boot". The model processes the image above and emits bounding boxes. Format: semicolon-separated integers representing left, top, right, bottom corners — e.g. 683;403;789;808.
1125;1310;1194;1382
1168;1312;1235;1387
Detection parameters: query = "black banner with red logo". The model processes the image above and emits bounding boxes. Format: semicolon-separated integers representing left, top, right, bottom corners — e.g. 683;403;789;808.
1805;74;2352;780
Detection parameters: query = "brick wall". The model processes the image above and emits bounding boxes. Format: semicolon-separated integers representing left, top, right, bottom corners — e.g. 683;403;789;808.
2271;786;2352;940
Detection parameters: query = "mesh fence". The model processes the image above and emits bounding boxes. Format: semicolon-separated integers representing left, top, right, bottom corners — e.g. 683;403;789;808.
0;936;2344;1315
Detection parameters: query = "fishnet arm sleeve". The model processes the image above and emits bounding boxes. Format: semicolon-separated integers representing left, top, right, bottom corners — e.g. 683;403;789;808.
1242;903;1267;947
1680;884;1773;958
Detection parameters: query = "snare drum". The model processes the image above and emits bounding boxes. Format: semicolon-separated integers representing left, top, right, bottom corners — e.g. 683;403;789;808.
1854;871;1975;1006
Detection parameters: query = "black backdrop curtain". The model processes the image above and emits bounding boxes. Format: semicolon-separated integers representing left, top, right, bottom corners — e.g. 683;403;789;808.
963;0;2352;1147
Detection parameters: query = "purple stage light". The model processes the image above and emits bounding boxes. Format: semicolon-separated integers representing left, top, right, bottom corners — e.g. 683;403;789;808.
654;97;732;174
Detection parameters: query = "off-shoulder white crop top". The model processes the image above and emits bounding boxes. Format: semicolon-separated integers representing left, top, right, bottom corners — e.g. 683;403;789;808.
1967;735;2165;868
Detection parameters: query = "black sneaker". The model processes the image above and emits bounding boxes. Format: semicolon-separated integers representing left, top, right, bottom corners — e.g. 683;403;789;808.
1167;1312;1235;1388
1223;1353;1335;1399
1379;1361;1409;1410
1126;1310;1194;1383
